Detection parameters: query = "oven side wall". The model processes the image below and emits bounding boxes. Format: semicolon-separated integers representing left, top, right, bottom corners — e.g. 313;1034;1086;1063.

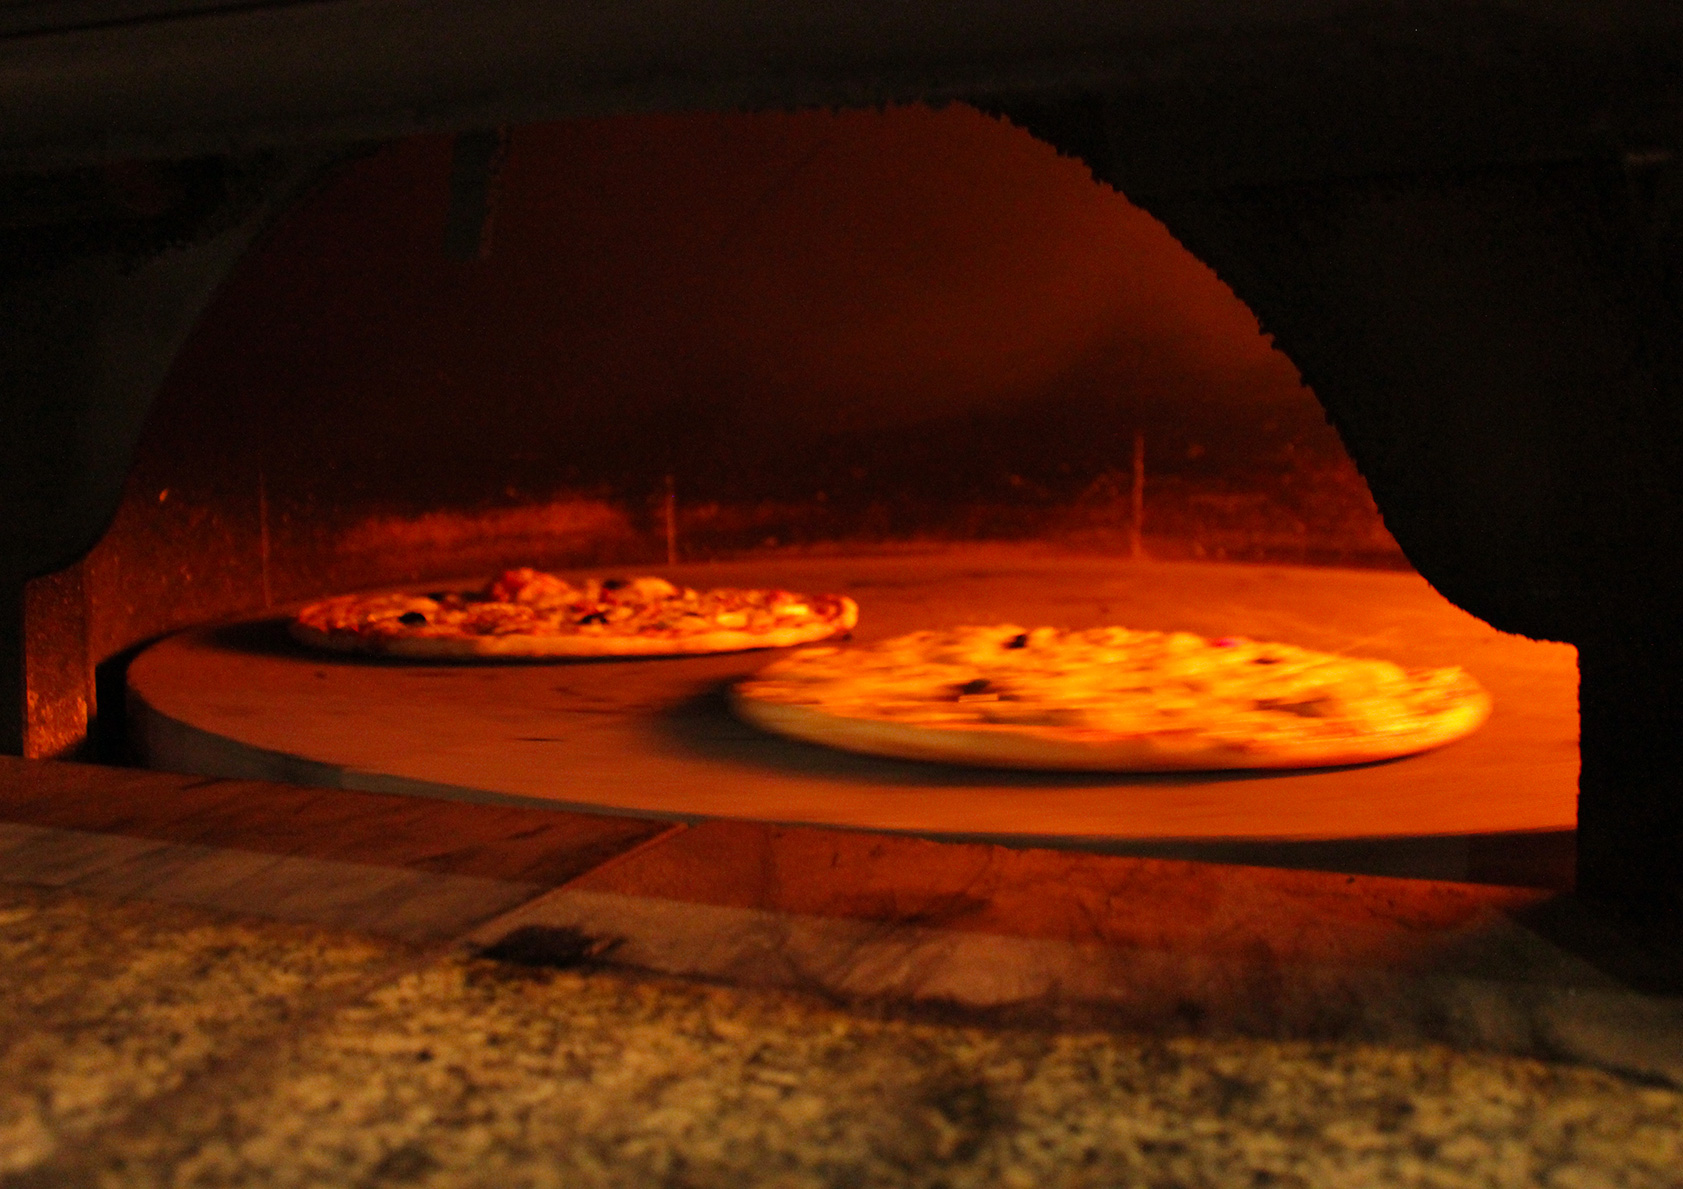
1;152;341;754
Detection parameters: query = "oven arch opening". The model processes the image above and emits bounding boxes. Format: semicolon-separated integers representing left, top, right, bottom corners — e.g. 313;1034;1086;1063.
5;104;1585;895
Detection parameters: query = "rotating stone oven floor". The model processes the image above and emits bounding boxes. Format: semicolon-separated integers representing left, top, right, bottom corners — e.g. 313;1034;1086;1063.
127;548;1580;885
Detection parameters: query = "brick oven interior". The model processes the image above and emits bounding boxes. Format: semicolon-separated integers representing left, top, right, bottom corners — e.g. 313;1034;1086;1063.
4;3;1683;1183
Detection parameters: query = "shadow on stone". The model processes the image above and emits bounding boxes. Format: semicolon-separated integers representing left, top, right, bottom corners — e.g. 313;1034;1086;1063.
477;924;622;970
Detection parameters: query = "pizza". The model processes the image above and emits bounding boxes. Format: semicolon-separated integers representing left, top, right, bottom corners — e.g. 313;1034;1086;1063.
290;568;859;659
730;624;1490;771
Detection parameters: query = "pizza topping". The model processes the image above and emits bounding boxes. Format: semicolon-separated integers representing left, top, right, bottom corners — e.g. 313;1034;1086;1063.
291;569;859;658
732;623;1491;771
1257;695;1335;718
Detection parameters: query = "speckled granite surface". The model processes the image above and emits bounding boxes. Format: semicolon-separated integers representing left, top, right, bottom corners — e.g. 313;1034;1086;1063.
0;883;417;1179
4;879;1681;1189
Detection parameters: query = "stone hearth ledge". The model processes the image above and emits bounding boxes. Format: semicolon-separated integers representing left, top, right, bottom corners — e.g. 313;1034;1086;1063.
3;757;1682;1090
467;820;1683;1088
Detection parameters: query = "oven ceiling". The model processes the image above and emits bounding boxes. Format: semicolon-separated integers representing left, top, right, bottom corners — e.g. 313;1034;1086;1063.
2;1;1682;180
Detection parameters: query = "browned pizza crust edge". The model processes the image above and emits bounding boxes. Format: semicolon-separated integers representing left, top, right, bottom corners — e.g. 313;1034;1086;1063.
728;671;1492;772
288;597;858;659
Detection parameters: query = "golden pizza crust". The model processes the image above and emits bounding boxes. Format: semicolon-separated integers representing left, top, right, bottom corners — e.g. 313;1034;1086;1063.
730;625;1492;771
288;613;858;659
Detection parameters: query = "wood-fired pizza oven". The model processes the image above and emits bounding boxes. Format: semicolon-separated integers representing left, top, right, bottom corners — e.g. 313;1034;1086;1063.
3;1;1682;916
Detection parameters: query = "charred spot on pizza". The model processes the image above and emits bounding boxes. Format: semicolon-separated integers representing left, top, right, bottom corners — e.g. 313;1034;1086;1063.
1004;633;1029;649
1257;695;1336;717
578;611;609;625
397;611;428;626
953;678;998;699
601;578;630;591
1252;655;1282;665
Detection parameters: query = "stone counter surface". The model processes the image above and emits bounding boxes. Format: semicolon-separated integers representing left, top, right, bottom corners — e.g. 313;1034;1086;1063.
3;879;1682;1189
4;756;1683;1185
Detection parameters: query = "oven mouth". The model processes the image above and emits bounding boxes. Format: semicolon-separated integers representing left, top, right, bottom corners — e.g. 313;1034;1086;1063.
3;101;1593;897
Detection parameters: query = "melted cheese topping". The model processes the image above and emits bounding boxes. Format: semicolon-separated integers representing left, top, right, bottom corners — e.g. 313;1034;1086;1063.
737;624;1482;749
